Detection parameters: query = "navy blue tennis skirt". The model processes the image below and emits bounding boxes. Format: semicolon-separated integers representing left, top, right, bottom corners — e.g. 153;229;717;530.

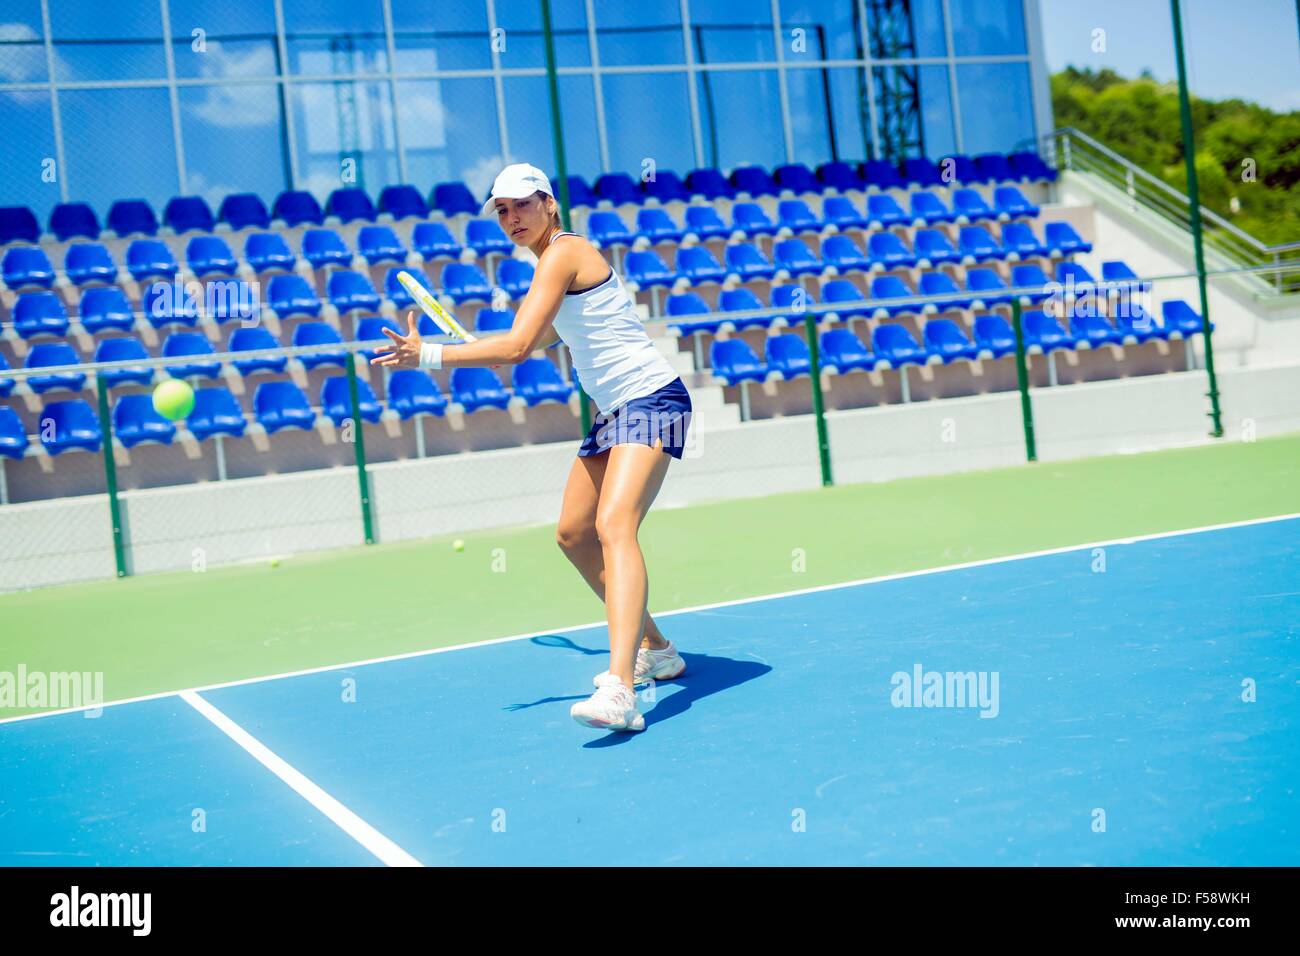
578;377;693;460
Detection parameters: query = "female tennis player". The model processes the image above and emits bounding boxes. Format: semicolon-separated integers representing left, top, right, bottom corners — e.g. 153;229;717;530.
372;163;691;733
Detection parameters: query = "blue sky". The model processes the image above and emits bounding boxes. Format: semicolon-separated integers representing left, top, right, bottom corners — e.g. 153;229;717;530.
1041;0;1300;111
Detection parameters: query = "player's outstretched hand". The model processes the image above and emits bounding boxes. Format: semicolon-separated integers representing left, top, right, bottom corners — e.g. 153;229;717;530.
370;311;422;368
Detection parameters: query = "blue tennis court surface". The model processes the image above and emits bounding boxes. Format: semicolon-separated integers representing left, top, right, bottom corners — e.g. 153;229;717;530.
2;517;1296;866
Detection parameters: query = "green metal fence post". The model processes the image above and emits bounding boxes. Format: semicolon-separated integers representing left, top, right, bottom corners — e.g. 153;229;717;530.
1171;0;1225;438
94;373;128;577
541;0;593;439
802;311;833;486
1010;299;1038;463
346;353;375;545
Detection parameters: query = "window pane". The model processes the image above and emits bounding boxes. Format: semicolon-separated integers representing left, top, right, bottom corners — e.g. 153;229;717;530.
697;69;783;170
48;0;166;81
688;0;774;63
871;63;953;160
869;0;945;59
168;0;279;81
60;87;179;210
0;90;59;223
602;72;693;175
956;62;1034;155
948;0;1026;56
596;0;683;67
494;0;590;69
786;66;870;165
777;0;863;61
396;78;501;196
502;75;601;183
291;81;398;197
392;0;491;73
0;1;48;84
179;84;288;208
282;0;388;75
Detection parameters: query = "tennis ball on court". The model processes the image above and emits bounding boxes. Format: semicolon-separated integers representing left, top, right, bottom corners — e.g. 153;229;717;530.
152;379;195;421
270;558;280;568
453;539;465;552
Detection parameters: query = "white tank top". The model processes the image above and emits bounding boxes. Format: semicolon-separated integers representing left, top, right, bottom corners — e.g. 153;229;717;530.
546;232;679;414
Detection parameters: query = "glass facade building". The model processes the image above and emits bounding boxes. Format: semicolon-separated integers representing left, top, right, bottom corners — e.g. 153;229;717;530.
0;0;1050;222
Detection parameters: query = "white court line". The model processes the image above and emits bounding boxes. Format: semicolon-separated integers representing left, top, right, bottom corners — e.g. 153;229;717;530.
2;510;1297;727
180;690;422;868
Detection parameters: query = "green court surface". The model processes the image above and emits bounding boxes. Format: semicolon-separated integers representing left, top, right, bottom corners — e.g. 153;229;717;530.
2;432;1297;719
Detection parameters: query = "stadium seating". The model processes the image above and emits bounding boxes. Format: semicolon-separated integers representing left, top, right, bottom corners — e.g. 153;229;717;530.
162;333;221;379
766;334;812;379
126;239;179;281
107;200;158;238
93;338;153;386
163;196;215;234
512;358;573;406
496;259;534;299
819;328;875;373
114;395;176;448
378;185;428;220
411;222;462;260
466;220;513;257
254;381;316;432
684;206;729;240
39;400;102;454
356;226;406;265
25;342;85;393
187;387;247;440
872;325;927;367
273;191;325;227
451;367;511;412
924;319;979;363
432;182;479;217
710;339;768;385
219;193;271;231
14;292;70;338
186;236;238;277
49;203;100;242
245;232;296;272
326;188;377;224
3;247;56;290
643;170;690;204
0;405;28;458
387;370;448;419
441;263;492;303
321;376;383;425
327;271;382;314
302;229;352;269
291;322;348;370
230;327;287;375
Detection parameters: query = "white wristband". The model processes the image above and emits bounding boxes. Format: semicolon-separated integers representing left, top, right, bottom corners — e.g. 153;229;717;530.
418;342;443;370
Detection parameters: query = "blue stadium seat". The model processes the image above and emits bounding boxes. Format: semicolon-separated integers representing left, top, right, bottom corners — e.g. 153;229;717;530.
326;188;377;224
142;283;199;329
78;286;135;335
913;228;961;266
411;222;462;260
1010;263;1053;304
229;326;287;375
245;232;296;272
942;154;985;185
642;170;690;204
254;380;316;432
186;235;237;277
588;211;636;248
466;220;513;256
777;200;821;234
975;153;1016;184
357;225;406;265
870;275;918;317
821;235;870;273
14;292;70;339
218;193;271;231
594;173;641;206
730;166;779;198
383;268;416;309
3;246;55;289
865;194;908;228
685;168;733;201
625;250;677;288
49;203;100;242
432;182;479;217
861;159;905;191
266;274;322;318
496;258;533;299
107;200;158;237
994;186;1039;219
958;226;1005;262
720;288;773;331
765;334;812;379
65;242;117;286
821;196;864;230
126;239;179;281
272;190;324;227
327;270;381;313
732;202;777;237
909;191;954;225
321;375;382;425
386;369;448;419
378;185;427;220
302;228;352;269
26;342;85;393
1069;311;1123;348
451;367;511;412
39;399;102;454
724;243;775;282
868;232;917;269
872;324;927;367
1101;259;1151;294
1056;261;1098;292
0;354;15;399
952;188;995;222
163;196;215;234
710;339;768;385
162;332;221;379
1044;221;1091;255
683;205;729;240
565;176;598;208
676;246;726;285
924;318;978;363
93;337;153;386
774;164;821;195
114;394;176;447
966;267;1012;307
636;208;683;245
355;317;402;360
1;207;39;245
1000;222;1047;259
667;293;722;337
187;387;247;440
821;278;870;318
974;314;1017;358
474;308;514;334
774;239;823;278
0;405;27;457
819;328;875;373
291;321;348;370
901;158;943;188
1114;303;1166;344
512;357;573;406
816;161;864;192
771;284;817;324
441;263;493;303
1162;300;1208;338
919;272;972;311
1009;151;1058;183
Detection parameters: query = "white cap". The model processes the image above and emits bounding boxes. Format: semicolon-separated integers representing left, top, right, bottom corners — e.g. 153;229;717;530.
482;163;553;215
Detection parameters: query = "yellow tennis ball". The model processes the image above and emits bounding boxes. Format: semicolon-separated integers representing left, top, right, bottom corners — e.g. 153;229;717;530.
152;379;195;421
453;539;465;552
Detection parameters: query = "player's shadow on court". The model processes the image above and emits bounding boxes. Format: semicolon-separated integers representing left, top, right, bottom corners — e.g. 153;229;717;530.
515;635;772;747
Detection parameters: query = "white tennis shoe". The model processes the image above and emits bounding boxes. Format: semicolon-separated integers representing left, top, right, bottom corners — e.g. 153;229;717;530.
593;641;686;687
571;673;645;732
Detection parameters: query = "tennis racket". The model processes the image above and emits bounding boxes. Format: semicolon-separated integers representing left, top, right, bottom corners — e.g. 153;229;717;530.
396;270;478;342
